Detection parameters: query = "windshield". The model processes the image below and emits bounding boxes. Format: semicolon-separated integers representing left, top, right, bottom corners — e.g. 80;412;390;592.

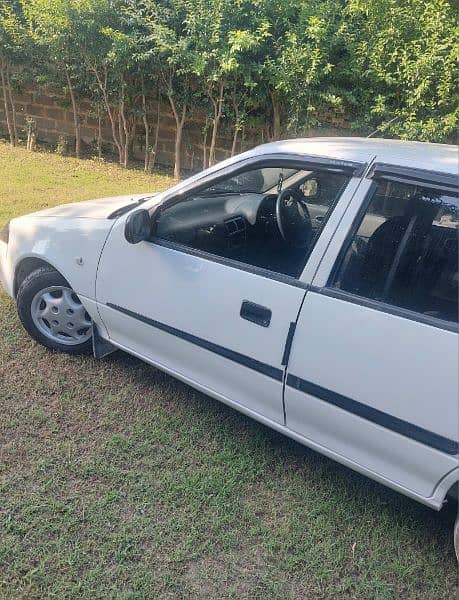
205;167;298;195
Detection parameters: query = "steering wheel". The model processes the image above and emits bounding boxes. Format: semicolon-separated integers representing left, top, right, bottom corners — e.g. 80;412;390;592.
276;188;312;249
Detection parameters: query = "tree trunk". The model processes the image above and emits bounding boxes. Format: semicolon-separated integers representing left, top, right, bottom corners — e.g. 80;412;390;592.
202;122;208;170
119;81;129;168
231;126;239;157
208;80;224;166
5;65;18;144
93;65;123;164
141;90;150;172
231;93;239;157
97;106;102;159
26;120;32;151
271;91;281;141
117;109;124;164
65;66;81;158
26;116;36;151
0;59;14;146
168;93;187;180
240;125;246;153
174;120;183;179
151;99;160;170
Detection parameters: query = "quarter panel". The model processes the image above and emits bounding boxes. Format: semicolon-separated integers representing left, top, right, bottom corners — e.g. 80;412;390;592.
285;386;455;498
285;290;458;498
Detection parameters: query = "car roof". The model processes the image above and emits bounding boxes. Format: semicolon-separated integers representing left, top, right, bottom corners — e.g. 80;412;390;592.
250;137;458;175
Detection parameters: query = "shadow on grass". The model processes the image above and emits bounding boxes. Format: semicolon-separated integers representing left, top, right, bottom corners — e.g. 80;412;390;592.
104;348;458;557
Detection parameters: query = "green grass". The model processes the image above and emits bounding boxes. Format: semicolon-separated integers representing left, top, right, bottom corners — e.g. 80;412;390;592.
0;144;172;228
0;143;457;599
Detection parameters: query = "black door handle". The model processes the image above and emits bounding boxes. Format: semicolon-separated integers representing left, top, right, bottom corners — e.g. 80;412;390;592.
240;301;272;327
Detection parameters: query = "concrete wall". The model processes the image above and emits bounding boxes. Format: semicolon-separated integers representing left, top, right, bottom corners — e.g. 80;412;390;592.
0;85;350;171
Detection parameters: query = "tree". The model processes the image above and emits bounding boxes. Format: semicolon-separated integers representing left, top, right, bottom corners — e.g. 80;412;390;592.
121;1;163;171
0;3;18;146
131;0;196;178
0;1;31;145
23;0;94;157
98;25;140;167
247;0;300;140
1;0;456;170
77;0;141;166
184;0;237;166
342;0;459;141
275;1;346;133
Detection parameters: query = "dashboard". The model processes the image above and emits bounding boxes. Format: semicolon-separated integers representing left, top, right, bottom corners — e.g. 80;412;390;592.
153;190;307;275
156;192;282;249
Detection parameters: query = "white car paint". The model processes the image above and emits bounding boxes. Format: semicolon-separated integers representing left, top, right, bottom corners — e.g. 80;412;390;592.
96;216;307;424
284;291;458;499
0;193;161;299
2;214;114;299
0;137;457;511
23;193;153;220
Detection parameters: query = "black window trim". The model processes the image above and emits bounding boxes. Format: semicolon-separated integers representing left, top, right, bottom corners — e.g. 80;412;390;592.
152;153;366;214
311;286;459;333
147;153;365;288
326;173;459;333
367;162;458;195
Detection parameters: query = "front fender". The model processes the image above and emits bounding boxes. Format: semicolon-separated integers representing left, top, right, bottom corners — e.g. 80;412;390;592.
0;239;13;297
7;216;113;300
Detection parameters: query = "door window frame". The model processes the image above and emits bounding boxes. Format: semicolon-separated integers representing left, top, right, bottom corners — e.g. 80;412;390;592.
146;153;366;289
311;164;459;333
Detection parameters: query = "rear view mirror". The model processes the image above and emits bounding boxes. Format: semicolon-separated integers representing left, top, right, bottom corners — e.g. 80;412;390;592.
302;178;319;197
124;209;151;244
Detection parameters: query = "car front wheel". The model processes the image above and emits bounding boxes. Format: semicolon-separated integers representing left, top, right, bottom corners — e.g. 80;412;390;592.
17;266;93;354
455;516;459;561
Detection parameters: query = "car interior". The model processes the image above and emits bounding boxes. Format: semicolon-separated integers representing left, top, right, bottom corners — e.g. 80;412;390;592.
336;181;459;323
154;166;350;278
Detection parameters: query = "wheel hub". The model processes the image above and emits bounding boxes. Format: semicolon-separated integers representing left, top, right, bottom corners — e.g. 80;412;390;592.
30;286;92;346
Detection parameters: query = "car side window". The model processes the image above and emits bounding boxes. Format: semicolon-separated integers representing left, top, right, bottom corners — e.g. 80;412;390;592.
332;179;458;323
155;165;351;278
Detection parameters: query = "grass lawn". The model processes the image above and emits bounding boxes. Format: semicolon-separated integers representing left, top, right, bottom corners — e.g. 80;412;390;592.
0;143;457;599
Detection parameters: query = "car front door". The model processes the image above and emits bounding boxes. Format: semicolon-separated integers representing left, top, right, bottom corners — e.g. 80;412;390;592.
95;155;363;424
284;169;459;501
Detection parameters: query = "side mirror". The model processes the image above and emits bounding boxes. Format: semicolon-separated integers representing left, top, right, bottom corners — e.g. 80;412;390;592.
124;209;151;244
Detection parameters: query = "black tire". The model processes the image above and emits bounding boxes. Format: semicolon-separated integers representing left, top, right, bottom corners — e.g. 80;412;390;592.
16;266;93;355
455;516;459;561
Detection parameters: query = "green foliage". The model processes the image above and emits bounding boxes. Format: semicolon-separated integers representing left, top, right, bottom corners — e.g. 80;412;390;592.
342;0;459;141
0;0;456;154
0;1;27;62
0;1;36;90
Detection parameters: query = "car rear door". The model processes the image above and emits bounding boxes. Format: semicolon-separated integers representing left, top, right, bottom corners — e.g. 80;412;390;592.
284;169;459;501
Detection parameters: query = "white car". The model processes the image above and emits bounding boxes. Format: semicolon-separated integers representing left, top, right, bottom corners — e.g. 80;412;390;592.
1;138;458;523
